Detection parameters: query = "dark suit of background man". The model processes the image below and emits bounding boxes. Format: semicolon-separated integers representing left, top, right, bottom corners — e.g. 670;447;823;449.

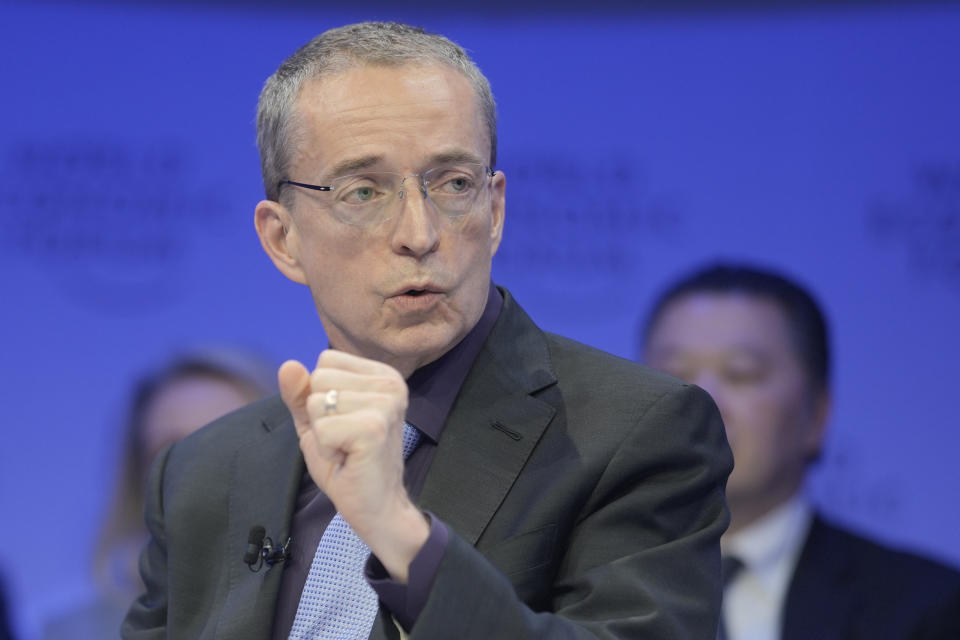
640;262;960;640
121;22;732;639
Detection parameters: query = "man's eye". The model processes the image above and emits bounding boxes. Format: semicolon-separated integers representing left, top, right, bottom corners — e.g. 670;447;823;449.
447;177;471;193
723;368;764;386
654;361;691;382
433;175;474;195
341;185;378;204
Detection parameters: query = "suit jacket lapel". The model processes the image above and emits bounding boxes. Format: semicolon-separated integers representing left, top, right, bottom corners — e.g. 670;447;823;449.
215;404;304;640
417;291;557;545
371;294;559;640
782;516;858;640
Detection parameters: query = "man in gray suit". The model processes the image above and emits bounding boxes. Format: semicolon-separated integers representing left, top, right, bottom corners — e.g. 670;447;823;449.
122;22;732;639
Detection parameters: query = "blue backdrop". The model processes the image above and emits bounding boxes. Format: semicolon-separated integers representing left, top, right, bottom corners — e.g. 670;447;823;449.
1;2;959;637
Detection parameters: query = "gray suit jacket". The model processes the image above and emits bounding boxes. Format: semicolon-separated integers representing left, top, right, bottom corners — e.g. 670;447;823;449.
122;290;732;639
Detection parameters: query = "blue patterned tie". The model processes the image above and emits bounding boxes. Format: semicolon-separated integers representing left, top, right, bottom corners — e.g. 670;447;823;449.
288;422;421;640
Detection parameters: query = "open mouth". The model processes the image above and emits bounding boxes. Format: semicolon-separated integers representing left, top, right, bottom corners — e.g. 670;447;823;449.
390;288;442;311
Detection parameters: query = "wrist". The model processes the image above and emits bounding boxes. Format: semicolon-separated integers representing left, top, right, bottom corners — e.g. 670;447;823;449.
363;500;430;583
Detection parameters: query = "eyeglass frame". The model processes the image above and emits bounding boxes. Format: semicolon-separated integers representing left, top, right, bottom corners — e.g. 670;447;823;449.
276;163;497;225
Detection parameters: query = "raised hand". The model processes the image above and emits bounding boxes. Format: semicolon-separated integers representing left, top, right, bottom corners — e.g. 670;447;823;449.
278;349;429;582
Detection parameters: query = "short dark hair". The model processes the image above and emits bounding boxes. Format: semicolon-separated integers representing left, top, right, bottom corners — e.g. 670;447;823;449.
642;262;830;392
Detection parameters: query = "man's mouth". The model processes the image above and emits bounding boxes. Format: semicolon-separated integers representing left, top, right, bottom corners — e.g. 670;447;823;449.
390;283;443;297
388;286;444;312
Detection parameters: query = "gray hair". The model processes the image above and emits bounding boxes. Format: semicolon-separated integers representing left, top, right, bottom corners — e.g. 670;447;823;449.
256;22;498;203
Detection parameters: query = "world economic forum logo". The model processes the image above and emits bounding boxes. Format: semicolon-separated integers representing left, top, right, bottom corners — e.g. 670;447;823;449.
0;138;235;313
866;163;960;292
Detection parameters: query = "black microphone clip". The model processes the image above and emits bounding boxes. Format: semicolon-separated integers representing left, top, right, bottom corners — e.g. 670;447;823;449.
244;525;291;572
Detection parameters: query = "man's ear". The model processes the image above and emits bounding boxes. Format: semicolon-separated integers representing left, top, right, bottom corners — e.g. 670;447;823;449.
804;389;832;461
254;199;308;285
488;170;506;257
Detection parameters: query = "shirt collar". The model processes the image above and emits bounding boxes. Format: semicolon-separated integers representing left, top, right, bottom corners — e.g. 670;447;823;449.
723;492;813;587
405;283;503;444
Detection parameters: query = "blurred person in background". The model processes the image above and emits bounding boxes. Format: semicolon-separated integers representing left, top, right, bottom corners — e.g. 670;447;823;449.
640;262;960;640
42;349;275;640
0;577;13;640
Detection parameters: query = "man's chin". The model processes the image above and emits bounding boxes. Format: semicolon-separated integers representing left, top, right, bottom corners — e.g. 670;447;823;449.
380;325;464;371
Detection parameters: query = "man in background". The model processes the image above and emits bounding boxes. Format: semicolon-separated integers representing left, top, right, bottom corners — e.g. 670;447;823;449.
123;22;732;639
641;262;960;640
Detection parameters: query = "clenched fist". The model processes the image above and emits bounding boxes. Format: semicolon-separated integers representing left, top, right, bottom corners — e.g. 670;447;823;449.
278;349;430;582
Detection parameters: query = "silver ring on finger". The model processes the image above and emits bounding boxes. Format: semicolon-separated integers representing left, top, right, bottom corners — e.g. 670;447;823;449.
323;389;339;415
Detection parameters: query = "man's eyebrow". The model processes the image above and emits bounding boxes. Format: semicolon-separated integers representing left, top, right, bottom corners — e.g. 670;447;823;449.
647;344;681;360
324;150;485;180
428;150;485;166
326;155;384;179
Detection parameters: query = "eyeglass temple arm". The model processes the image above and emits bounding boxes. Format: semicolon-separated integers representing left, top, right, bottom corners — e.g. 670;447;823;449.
277;179;333;192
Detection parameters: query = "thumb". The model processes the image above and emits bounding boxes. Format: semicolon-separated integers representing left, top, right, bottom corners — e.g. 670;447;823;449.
278;359;312;436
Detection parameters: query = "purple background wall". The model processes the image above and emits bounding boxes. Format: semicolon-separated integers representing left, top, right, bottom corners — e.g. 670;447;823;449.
1;2;958;637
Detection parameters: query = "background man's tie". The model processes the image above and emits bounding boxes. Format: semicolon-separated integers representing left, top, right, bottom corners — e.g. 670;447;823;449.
288;422;421;640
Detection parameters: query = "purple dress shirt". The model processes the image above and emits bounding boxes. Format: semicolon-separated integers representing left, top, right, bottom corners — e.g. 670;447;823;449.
271;285;503;638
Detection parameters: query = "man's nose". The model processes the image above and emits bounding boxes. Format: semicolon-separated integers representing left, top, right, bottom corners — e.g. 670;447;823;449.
390;179;440;257
398;174;427;201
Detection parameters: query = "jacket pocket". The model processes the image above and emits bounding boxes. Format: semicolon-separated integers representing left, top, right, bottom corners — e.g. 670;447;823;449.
484;523;558;577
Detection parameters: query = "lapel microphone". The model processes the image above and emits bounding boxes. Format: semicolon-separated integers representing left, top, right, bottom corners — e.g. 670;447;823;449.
244;525;291;572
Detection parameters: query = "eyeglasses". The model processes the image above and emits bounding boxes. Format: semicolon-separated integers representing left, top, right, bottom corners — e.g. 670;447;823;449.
278;162;496;227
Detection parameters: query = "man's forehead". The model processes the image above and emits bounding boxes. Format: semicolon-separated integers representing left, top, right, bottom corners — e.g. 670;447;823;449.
654;293;796;351
294;61;473;112
287;63;489;174
668;292;789;326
